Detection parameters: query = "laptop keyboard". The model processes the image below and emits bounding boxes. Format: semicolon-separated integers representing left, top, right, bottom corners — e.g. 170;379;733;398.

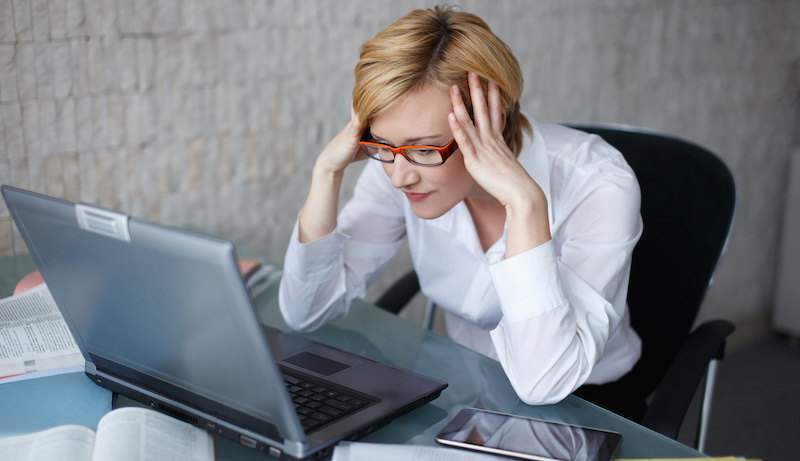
283;373;372;432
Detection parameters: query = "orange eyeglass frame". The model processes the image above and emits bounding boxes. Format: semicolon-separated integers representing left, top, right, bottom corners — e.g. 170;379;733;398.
359;130;459;166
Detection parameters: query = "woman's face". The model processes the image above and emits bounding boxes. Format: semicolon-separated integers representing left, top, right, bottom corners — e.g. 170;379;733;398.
368;85;479;220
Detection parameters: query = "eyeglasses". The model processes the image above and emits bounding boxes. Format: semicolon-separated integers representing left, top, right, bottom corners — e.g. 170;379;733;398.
359;130;458;166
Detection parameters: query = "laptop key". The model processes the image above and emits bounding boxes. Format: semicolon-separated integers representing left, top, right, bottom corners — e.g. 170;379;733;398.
324;399;354;412
310;412;333;424
297;407;315;416
283;375;302;385
318;406;344;418
301;417;322;431
306;401;323;410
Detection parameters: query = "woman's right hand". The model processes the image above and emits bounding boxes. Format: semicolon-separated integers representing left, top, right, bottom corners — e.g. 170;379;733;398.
299;107;366;243
315;107;367;177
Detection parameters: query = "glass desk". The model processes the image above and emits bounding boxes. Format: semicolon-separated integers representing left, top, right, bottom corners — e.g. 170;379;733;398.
0;253;704;459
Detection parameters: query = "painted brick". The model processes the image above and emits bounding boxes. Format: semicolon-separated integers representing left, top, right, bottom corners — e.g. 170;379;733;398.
30;0;48;41
0;44;18;102
70;37;90;96
116;0;139;35
137;38;155;91
34;42;53;98
15;43;35;100
44;154;64;196
47;0;67;39
12;0;33;41
78;150;96;202
0;159;9;192
124;92;141;146
2;102;23;159
65;0;86;38
62;152;79;201
151;0;180;34
9;158;28;191
51;41;71;98
20;99;39;157
0;217;13;255
0;1;16;42
55;98;75;153
74;95;91;151
36;97;55;156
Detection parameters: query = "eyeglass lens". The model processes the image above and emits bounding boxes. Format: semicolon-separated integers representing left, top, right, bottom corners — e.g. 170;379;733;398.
362;144;444;165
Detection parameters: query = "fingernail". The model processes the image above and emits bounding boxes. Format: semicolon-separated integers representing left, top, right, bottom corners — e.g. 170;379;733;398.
448;113;456;123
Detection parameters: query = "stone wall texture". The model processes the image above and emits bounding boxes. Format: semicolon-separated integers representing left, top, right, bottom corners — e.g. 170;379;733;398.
0;0;798;347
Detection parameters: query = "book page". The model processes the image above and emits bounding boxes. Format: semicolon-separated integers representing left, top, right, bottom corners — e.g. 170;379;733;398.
0;425;95;461
0;285;83;380
332;442;506;461
91;407;214;461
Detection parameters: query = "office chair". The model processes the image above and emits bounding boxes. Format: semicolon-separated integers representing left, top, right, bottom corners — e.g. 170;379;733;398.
374;123;736;451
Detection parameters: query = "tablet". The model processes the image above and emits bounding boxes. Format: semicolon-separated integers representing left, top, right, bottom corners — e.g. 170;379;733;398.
435;408;623;461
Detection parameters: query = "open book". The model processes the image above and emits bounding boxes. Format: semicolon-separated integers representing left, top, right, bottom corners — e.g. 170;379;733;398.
0;284;83;381
0;406;214;461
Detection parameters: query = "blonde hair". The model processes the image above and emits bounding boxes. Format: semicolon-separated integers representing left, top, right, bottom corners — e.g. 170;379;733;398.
353;5;531;156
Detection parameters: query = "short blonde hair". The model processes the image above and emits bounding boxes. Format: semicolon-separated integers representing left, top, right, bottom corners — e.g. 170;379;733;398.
353;5;531;156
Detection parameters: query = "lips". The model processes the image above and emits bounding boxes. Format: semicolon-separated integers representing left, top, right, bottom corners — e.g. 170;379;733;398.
404;191;433;202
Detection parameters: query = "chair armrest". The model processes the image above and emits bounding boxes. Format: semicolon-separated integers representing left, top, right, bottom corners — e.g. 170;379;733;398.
374;270;420;314
642;319;735;439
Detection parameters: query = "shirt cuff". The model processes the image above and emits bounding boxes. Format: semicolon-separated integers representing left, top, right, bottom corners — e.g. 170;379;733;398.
487;240;567;322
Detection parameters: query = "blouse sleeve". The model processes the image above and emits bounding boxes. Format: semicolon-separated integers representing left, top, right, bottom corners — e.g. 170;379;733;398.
279;161;407;332
488;138;643;405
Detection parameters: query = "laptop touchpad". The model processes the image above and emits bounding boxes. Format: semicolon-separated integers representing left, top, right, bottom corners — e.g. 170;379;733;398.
285;352;350;376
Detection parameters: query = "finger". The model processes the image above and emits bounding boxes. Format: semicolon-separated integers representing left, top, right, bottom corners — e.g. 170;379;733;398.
349;105;365;134
347;109;368;148
467;72;492;136
487;80;504;134
449;84;477;138
349;104;359;123
448;111;476;160
343;105;367;162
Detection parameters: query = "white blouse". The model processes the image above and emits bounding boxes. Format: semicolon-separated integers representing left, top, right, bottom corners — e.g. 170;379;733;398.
279;118;643;405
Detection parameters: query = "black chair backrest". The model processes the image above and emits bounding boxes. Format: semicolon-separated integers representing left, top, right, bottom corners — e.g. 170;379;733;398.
568;124;736;402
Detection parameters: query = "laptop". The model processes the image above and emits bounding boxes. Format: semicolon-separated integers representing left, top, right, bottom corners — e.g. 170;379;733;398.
2;185;447;460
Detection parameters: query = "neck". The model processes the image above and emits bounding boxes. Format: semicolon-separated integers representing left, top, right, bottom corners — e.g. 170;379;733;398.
464;196;506;252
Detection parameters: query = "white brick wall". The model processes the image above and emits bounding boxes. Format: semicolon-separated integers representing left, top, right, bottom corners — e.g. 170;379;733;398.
0;0;798;343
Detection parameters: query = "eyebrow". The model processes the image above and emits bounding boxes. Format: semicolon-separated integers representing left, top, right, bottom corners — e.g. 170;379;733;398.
369;131;448;146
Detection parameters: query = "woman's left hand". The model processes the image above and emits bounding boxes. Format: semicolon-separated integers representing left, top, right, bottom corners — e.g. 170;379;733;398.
448;72;551;256
448;73;543;211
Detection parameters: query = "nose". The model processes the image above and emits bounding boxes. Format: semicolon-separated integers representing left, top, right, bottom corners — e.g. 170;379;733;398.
388;154;420;189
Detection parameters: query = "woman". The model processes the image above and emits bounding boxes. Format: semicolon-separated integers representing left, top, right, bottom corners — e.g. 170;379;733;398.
279;5;642;405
